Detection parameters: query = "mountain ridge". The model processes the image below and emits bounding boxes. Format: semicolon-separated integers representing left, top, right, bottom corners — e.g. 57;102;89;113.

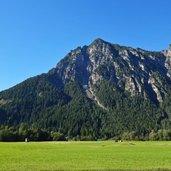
1;38;171;140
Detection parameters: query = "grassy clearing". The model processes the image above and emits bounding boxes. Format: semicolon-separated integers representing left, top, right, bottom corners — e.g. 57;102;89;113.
0;141;171;171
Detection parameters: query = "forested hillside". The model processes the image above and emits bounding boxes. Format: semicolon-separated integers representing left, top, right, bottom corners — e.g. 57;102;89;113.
1;39;171;141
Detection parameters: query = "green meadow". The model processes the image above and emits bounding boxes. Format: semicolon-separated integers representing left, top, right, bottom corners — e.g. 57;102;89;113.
0;141;171;171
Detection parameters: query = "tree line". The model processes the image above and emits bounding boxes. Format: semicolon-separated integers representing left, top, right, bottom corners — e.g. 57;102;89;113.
1;124;171;142
0;124;66;142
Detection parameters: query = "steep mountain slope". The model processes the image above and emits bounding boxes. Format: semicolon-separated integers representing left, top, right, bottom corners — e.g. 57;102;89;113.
1;38;171;139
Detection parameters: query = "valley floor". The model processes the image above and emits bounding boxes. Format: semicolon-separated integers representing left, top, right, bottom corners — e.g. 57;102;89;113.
0;141;171;171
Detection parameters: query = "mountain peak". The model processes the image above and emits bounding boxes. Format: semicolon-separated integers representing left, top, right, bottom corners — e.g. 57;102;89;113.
162;44;171;56
91;38;108;45
168;44;171;51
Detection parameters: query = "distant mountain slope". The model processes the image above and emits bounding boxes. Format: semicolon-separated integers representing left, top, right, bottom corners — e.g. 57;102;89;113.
1;38;171;139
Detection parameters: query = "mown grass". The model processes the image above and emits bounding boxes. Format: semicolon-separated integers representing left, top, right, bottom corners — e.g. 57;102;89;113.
0;141;171;171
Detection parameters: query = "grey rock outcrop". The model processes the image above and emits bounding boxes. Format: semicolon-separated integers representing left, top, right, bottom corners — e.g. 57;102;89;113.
53;39;171;105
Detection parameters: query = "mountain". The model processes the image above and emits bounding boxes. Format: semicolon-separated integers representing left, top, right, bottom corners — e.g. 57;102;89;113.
1;38;171;140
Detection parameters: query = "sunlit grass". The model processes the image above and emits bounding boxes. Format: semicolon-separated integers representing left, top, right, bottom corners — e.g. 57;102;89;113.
0;141;171;171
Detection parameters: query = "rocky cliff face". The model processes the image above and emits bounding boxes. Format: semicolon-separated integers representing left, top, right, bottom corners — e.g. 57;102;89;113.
163;45;171;78
51;38;171;105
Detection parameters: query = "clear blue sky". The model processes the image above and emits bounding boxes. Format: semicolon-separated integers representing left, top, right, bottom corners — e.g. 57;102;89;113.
0;0;171;91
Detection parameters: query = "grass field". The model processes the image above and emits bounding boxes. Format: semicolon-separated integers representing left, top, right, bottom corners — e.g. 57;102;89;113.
0;141;171;171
